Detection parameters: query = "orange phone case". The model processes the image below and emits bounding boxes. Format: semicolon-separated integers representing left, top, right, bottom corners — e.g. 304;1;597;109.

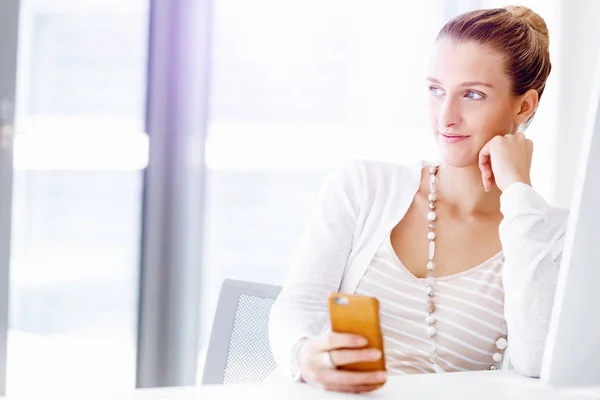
328;293;386;372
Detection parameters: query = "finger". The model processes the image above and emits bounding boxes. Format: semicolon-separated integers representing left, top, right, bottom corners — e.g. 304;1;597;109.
329;348;382;367
350;384;384;393
322;383;384;393
526;138;534;151
315;333;368;352
483;167;498;191
479;136;501;190
478;145;490;168
488;173;496;192
480;162;493;179
479;155;493;190
482;172;491;192
479;156;493;187
318;369;387;387
482;173;496;192
478;141;494;175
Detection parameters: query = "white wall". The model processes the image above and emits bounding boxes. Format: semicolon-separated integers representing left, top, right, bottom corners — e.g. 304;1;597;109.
554;0;600;208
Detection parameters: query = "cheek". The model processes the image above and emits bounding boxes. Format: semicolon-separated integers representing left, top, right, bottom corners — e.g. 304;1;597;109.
465;103;513;137
428;99;441;123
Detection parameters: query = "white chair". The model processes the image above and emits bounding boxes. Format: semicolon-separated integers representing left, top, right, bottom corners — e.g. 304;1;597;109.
201;279;282;385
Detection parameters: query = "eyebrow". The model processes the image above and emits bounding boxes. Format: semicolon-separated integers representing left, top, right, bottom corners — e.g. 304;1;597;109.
426;77;494;89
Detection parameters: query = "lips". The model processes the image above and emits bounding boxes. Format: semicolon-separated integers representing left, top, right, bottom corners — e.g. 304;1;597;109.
440;133;469;138
440;133;470;143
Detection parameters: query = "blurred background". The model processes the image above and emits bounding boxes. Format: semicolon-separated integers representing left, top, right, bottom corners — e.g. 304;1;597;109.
0;0;597;397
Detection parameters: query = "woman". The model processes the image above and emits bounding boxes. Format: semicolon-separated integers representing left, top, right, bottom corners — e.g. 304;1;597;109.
269;5;568;394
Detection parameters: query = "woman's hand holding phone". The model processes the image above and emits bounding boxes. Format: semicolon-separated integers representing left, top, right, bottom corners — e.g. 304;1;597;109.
297;333;387;393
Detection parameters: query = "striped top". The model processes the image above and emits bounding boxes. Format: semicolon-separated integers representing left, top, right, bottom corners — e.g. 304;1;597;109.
270;160;569;379
354;232;507;375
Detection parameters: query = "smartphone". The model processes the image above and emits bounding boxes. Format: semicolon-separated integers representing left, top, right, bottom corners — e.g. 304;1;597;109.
328;293;386;372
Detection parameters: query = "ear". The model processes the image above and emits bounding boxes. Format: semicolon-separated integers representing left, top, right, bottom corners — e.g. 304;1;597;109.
514;88;539;125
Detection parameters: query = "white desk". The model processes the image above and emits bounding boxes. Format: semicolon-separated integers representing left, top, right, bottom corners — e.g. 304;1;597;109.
47;370;600;400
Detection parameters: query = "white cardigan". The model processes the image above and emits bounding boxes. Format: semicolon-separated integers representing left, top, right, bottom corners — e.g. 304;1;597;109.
268;159;569;378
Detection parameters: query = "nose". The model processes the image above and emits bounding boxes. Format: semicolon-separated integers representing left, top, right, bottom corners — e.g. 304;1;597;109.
438;96;461;128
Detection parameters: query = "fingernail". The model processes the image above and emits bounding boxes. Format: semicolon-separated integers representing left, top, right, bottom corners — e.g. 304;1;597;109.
368;350;382;360
356;337;368;346
377;372;387;380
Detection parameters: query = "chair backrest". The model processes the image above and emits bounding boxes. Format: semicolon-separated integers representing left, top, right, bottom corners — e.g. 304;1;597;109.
201;279;282;385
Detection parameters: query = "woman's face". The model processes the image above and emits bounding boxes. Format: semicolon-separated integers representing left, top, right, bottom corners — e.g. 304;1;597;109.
427;39;521;167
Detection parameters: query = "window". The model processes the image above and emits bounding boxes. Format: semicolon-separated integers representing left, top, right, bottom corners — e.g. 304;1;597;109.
198;0;446;379
8;0;149;395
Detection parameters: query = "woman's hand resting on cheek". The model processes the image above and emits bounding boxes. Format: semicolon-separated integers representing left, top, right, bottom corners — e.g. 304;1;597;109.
478;132;533;192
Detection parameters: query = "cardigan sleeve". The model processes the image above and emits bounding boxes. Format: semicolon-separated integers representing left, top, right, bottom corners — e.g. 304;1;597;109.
268;160;363;377
499;182;569;377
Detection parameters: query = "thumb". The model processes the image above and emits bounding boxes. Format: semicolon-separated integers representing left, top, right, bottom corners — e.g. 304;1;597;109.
478;141;494;191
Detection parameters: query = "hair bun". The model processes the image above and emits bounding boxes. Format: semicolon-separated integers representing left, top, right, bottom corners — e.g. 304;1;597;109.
505;5;549;45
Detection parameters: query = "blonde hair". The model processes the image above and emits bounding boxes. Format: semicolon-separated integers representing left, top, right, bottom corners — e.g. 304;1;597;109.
437;6;551;101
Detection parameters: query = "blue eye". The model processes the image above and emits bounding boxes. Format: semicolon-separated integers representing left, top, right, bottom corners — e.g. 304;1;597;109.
429;86;443;97
466;90;484;100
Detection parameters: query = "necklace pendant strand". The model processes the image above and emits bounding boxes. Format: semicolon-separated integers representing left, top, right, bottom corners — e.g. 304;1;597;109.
426;165;440;372
425;164;508;373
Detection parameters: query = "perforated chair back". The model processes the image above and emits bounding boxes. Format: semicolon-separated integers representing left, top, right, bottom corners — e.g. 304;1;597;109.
201;279;282;385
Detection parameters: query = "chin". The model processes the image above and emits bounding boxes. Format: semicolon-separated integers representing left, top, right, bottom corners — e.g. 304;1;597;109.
437;148;479;168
